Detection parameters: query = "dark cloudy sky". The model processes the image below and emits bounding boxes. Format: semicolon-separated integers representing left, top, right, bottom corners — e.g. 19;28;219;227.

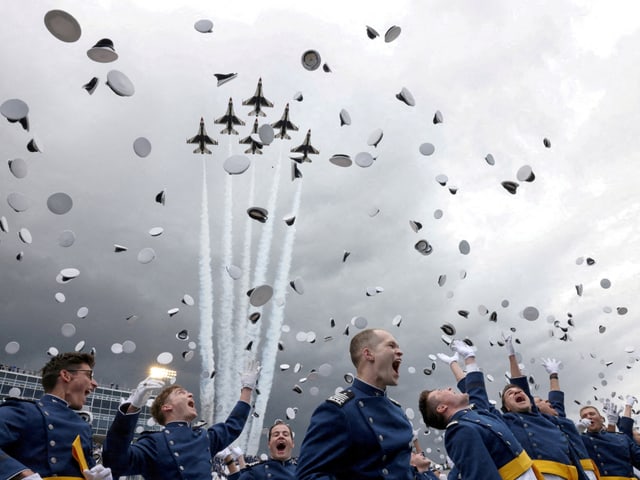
2;0;640;460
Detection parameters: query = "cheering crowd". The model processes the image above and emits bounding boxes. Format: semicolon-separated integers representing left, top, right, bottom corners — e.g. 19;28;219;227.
1;329;639;480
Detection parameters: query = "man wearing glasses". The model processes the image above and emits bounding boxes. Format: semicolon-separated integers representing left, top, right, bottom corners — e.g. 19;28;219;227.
0;352;112;480
228;419;296;480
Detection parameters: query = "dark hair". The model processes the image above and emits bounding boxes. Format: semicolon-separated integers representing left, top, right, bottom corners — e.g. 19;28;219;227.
349;329;382;368
40;352;95;392
500;383;520;413
418;389;448;430
268;419;293;440
150;385;182;425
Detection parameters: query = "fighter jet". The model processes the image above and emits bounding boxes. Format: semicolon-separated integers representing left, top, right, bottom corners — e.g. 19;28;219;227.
239;119;264;155
242;78;274;117
214;98;245;135
271;103;299;140
186;117;218;154
290;129;319;163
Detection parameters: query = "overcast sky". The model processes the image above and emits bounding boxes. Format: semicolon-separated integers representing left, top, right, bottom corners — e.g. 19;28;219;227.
2;0;640;460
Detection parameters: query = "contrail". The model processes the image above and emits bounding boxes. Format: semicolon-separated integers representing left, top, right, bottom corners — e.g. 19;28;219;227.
239;142;284;452
234;165;256;351
246;179;303;454
233;156;258;452
214;139;236;421
242;142;284;357
198;159;215;425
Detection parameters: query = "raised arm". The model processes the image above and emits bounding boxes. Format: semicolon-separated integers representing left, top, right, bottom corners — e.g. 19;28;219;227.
503;334;523;378
436;352;464;382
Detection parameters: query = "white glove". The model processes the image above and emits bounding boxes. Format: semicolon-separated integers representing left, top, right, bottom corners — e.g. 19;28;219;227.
83;465;113;480
576;418;591;433
231;445;243;459
602;398;620;425
436;352;459;365
127;377;165;409
541;358;562;375
215;447;232;460
22;474;43;480
502;333;516;356
626;395;638;407
240;359;261;390
450;340;476;360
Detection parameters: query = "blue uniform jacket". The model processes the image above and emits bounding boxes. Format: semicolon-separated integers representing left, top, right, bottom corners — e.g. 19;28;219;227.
543;388;595;480
445;371;530;480
581;427;640;478
296;378;414;480
0;394;94;479
229;458;296;480
503;377;572;465
103;400;250;480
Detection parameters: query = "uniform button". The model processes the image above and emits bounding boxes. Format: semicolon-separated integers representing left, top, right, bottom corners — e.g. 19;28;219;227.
523;423;528;428
170;440;175;445
38;402;44;406
50;440;56;447
265;465;269;470
378;434;384;442
506;441;511;446
268;474;272;478
44;411;50;416
174;452;179;457
165;430;170;434
382;468;389;475
51;457;57;463
358;401;364;407
48;424;54;430
179;466;185;471
368;417;374;423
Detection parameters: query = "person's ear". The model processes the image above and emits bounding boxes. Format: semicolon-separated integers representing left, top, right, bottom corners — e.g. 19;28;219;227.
363;347;374;361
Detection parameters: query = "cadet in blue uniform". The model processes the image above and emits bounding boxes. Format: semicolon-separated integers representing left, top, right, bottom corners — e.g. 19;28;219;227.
579;402;640;480
419;340;539;480
102;359;260;480
530;358;599;480
296;328;419;480
502;338;579;480
0;352;112;480
229;420;296;480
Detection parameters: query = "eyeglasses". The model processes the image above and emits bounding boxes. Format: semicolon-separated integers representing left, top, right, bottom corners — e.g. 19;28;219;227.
67;369;94;380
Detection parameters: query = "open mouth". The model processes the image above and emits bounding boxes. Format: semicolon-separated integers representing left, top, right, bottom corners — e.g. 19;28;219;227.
514;393;527;403
392;360;401;374
188;400;195;408
276;441;287;452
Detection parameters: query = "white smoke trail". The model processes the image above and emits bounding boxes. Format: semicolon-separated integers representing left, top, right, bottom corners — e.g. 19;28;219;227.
242;142;284;356
234;164;256;351
214;139;236;421
233;158;257;451
246;179;303;454
198;159;215;425
238;142;284;451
